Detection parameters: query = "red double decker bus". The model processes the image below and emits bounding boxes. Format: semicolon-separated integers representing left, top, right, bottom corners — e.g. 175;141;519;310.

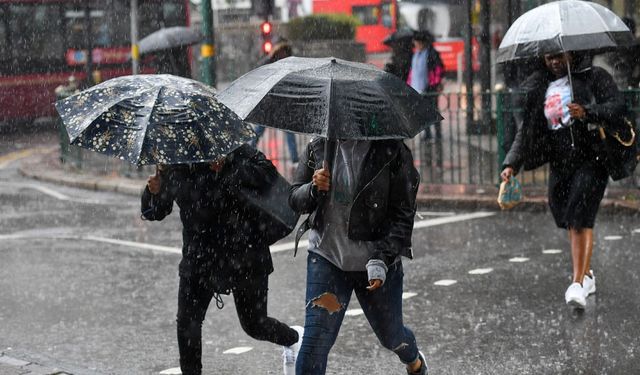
0;0;189;124
313;0;397;54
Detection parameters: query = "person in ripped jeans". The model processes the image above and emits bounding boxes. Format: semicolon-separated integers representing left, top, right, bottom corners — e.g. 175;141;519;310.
288;138;429;375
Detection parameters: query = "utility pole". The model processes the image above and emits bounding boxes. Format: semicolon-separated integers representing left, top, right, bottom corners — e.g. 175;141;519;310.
84;4;94;85
130;0;139;75
479;0;491;132
201;0;216;87
465;0;474;132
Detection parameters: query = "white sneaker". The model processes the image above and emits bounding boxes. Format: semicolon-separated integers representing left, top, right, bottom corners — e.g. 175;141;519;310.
583;270;596;296
283;325;304;375
565;282;587;309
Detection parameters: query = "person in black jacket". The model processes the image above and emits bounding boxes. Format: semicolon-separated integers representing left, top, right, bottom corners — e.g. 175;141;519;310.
500;52;627;310
141;144;303;375
289;138;428;375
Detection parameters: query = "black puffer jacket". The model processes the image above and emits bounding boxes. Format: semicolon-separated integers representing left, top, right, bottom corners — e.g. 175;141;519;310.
141;144;277;293
289;138;420;266
503;66;627;172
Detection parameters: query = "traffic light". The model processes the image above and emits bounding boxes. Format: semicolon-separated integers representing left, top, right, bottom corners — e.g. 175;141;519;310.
260;20;273;54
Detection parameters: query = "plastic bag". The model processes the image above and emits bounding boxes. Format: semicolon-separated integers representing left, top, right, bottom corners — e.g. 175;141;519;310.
497;177;522;210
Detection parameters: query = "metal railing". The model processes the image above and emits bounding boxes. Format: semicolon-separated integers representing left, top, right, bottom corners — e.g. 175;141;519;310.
58;89;640;188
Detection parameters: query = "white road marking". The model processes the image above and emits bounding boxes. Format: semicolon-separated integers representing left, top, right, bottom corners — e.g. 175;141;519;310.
509;257;530;263
604;235;623;241
0;212;497;257
223;347;253;355
270;240;308;254
345;309;364;316
0;182;104;205
270;212;496;254
468;268;494;275
26;184;72;200
412;211;496;229
632;228;640;234
542;249;562;254
434;279;458;286
159;368;181;375
83;236;182;254
415;211;456;219
402;292;418;299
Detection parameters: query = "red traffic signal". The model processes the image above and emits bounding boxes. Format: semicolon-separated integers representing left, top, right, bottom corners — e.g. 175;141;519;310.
262;40;273;54
260;21;272;35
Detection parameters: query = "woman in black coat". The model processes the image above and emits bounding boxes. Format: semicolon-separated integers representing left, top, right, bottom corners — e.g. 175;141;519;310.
141;144;302;375
501;52;626;310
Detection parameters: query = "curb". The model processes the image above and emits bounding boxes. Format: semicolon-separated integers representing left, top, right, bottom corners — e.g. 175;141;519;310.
17;160;640;215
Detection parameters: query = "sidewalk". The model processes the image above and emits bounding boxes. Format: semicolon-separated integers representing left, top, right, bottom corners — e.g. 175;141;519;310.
17;149;640;215
0;353;71;375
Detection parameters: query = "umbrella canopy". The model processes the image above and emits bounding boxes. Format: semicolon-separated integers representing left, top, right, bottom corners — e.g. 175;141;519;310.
216;56;442;141
55;74;255;166
497;0;634;63
383;28;415;47
139;26;203;54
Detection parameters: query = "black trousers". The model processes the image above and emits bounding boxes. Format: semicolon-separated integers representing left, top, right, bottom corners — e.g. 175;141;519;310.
176;272;298;375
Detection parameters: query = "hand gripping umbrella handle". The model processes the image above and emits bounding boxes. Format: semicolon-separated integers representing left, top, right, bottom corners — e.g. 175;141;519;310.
317;139;336;199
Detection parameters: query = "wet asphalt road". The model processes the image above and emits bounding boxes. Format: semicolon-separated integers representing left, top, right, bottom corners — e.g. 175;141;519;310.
1;141;640;374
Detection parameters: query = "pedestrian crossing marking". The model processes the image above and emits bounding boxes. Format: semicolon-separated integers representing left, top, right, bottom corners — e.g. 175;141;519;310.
402;292;418;299
604;235;623;241
433;279;458;286
345;309;364;316
159;368;181;375
223;347;253;354
542;249;562;254
468;268;493;275
434;279;458;286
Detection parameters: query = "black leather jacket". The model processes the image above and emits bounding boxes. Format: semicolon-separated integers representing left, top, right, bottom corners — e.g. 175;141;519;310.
289;138;420;266
140;144;277;293
503;66;626;172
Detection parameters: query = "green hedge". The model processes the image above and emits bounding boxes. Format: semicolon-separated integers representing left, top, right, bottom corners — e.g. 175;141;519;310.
287;14;359;41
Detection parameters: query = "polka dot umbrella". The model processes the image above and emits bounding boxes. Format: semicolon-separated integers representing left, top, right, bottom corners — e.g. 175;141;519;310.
55;74;255;166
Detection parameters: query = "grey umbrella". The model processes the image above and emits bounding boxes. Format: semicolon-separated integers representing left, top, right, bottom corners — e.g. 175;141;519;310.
138;26;203;54
497;0;634;63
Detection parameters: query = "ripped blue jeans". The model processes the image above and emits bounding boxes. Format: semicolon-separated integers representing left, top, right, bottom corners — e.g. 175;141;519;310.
296;253;420;375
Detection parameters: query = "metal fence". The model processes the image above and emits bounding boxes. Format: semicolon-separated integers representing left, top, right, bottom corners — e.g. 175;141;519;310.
59;89;640;188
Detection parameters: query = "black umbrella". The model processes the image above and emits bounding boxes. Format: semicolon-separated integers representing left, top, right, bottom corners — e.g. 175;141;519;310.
138;26;203;54
55;74;255;166
383;28;415;47
217;57;442;145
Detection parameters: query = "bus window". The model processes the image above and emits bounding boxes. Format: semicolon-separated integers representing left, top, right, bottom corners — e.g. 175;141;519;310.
94;2;129;47
139;0;187;38
9;4;65;72
381;3;393;28
352;5;379;26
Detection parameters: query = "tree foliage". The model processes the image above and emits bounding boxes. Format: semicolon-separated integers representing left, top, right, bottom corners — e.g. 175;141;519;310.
287;14;359;41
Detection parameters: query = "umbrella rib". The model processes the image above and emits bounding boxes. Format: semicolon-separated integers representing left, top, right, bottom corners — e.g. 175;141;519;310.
134;86;164;165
